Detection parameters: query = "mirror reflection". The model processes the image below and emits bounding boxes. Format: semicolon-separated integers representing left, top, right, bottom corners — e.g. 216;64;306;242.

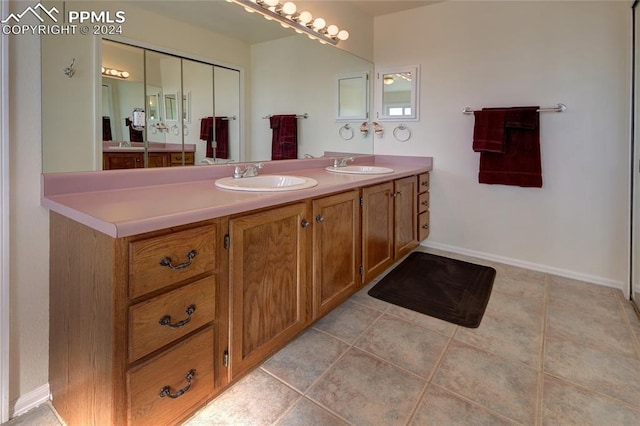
337;72;368;122
376;66;419;121
41;1;375;173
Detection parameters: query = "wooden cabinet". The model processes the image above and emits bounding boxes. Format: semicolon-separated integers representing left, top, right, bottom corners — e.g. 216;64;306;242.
49;214;229;426
170;152;195;166
362;177;419;284
312;190;362;319
228;202;310;380
103;151;144;169
393;176;419;259
418;172;430;241
103;151;195;170
49;170;429;425
362;181;395;283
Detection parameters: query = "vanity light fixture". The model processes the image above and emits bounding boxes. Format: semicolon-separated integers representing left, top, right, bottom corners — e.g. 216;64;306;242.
101;66;130;79
226;0;349;45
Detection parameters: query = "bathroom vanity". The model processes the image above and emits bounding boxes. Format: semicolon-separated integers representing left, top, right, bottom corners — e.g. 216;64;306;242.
42;155;432;425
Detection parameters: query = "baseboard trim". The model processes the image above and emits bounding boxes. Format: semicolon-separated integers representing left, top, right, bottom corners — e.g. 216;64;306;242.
421;241;625;291
10;383;50;419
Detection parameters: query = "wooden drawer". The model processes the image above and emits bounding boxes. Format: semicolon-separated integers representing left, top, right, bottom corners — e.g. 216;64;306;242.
418;191;430;214
127;327;214;426
129;225;217;299
417;173;429;193
129;277;216;362
170;152;195;165
418;211;430;241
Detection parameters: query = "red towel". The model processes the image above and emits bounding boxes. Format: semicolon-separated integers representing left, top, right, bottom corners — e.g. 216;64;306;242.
473;109;506;153
478;107;542;188
202;117;229;159
270;115;298;160
214;117;229;159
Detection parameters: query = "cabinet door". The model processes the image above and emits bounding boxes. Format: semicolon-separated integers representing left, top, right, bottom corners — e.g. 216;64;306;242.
394;176;419;258
312;190;361;318
103;152;142;170
148;152;169;168
362;182;394;283
229;203;309;379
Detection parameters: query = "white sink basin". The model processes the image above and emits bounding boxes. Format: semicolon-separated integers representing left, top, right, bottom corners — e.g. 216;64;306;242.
325;165;394;175
215;175;318;192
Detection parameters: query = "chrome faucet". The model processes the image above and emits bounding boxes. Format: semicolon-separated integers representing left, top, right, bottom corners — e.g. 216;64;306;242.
233;162;263;179
333;156;355;168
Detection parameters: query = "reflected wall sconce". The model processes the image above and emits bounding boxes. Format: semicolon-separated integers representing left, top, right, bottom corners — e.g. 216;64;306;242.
226;0;349;45
101;66;130;79
64;58;75;78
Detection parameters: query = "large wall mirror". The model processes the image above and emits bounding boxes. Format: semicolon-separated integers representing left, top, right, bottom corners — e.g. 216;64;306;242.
41;0;374;173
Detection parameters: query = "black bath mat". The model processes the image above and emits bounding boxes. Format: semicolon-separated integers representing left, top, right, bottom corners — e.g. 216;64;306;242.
368;252;496;328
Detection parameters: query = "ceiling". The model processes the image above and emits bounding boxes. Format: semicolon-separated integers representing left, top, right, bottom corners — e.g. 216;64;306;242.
134;1;434;44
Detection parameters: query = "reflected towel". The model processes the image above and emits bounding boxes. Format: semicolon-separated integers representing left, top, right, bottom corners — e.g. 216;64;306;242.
102;116;112;141
270;115;298;160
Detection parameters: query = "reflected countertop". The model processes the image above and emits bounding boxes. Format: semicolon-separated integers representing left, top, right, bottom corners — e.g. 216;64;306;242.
102;142;196;153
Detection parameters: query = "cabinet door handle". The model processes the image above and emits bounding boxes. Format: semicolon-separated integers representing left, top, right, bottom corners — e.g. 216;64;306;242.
159;250;197;270
159;304;196;329
315;215;324;223
422;224;429;229
158;369;196;399
391;191;402;198
301;219;310;228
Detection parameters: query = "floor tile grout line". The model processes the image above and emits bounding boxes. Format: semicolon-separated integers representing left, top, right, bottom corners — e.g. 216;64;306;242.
429;383;529;426
404;330;456;425
542;370;640;413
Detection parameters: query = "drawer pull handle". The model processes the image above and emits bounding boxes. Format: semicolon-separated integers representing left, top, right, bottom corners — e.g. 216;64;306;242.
158;369;196;399
422;224;429;229
159;250;197;270
422;201;429;207
421;181;429;187
159;304;196;329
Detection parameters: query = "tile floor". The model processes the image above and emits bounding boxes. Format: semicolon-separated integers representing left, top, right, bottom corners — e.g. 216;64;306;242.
5;247;640;425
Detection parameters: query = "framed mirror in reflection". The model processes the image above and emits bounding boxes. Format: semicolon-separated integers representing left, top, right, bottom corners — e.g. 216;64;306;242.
336;72;369;122
375;65;419;121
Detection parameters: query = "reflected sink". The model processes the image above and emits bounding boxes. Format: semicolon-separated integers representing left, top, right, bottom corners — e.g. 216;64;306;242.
215;175;318;192
325;165;394;175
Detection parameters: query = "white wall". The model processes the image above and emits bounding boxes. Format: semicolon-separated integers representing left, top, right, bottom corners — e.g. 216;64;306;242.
8;0;49;411
374;1;630;287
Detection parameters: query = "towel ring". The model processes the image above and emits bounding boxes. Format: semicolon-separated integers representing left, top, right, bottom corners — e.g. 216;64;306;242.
339;124;355;140
172;124;180;136
183;124;189;136
393;124;411;142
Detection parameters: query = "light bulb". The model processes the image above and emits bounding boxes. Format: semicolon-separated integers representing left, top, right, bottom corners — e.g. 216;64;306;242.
280;22;290;29
263;0;279;6
101;67;105;73
121;71;130;78
337;29;349;40
312;17;325;30
282;1;296;15
244;6;255;12
298;11;312;24
327;24;339;36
